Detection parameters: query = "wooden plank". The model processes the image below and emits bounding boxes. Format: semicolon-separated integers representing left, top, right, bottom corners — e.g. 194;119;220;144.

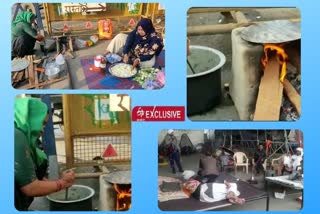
283;79;301;116
27;55;35;85
34;63;39;89
253;57;283;121
19;76;68;89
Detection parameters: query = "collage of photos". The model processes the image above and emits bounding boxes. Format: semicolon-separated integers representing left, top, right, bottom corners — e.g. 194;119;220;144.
158;129;303;211
9;2;304;213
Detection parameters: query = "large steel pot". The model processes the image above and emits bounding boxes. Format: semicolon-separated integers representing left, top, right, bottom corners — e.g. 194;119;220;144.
187;45;226;115
47;185;95;211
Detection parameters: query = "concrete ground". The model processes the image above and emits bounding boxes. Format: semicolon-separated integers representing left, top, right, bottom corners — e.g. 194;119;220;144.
187;8;300;121
65;40;110;89
158;153;302;211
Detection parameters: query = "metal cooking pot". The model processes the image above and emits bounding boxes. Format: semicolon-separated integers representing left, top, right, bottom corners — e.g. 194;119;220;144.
47;185;95;211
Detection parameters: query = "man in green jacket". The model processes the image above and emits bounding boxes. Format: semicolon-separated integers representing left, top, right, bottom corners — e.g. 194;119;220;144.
11;11;44;58
14;97;75;211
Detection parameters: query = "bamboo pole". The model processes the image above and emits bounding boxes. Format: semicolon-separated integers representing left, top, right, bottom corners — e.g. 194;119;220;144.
230;11;248;24
63;95;74;168
43;3;52;35
188;8;266;14
187;18;300;36
188;23;241;36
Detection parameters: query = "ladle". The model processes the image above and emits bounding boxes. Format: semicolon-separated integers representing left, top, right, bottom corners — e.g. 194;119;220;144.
187;59;196;74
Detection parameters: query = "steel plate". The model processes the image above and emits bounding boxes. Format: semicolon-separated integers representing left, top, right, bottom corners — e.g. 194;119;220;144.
241;20;301;44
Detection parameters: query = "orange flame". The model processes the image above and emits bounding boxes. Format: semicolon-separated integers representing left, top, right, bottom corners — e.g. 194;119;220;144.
113;184;131;211
262;44;288;83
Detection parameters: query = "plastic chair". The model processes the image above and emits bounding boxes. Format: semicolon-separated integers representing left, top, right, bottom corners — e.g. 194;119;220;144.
252;158;268;173
233;152;249;174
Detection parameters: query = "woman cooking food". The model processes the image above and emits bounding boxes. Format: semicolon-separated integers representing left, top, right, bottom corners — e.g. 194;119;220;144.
104;18;164;68
11;11;44;58
14;97;75;211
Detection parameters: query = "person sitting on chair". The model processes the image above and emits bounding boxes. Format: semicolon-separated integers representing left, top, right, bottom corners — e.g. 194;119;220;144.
277;151;293;175
182;179;245;204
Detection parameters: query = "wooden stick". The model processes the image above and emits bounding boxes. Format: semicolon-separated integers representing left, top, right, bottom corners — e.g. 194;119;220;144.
187;18;300;36
230;11;249;24
34;62;39;89
283;79;301;116
19;76;68;89
27;55;35;85
254;57;283;121
188;8;266;14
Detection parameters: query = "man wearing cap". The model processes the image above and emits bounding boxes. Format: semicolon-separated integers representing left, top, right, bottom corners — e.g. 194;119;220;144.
164;129;184;174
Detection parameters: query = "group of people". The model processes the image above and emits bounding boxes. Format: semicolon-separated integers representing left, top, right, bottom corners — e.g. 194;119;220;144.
162;130;245;205
12;11;164;70
14;97;75;210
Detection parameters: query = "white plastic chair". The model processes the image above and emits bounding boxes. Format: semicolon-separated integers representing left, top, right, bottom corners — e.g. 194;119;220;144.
233;152;249;174
252;158;268;171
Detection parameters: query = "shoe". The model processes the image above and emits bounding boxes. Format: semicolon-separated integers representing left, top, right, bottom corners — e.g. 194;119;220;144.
172;169;176;174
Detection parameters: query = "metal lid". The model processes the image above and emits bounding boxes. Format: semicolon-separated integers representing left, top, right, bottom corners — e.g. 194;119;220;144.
11;58;29;72
103;170;131;184
240;20;301;44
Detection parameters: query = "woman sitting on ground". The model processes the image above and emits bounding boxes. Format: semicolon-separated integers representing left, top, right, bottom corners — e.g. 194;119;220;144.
12;11;44;58
182;179;245;204
104;18;164;68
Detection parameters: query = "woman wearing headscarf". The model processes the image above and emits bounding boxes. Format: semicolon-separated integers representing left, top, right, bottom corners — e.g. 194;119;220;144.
14;97;75;211
104;18;164;68
11;11;44;58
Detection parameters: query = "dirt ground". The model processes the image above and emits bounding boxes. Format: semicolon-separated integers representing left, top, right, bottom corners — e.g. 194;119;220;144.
187;8;300;121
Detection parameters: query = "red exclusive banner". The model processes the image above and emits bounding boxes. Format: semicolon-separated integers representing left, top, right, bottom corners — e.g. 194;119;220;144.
132;106;185;121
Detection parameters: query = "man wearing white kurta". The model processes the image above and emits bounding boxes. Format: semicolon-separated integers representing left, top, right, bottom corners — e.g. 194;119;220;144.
200;182;240;202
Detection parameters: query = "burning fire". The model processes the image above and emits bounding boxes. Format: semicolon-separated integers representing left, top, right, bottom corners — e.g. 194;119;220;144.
113;183;131;211
261;44;288;82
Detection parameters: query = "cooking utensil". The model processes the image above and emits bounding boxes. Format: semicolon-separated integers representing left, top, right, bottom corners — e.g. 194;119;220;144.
11;58;30;72
103;170;131;184
64;167;76;201
65;187;69;200
187;59;196;74
241;20;301;44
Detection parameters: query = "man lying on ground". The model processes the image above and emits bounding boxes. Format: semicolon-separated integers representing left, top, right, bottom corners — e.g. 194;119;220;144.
182;178;245;204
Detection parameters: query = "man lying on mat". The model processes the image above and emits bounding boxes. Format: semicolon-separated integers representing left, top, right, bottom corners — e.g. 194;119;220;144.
182;179;245;205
